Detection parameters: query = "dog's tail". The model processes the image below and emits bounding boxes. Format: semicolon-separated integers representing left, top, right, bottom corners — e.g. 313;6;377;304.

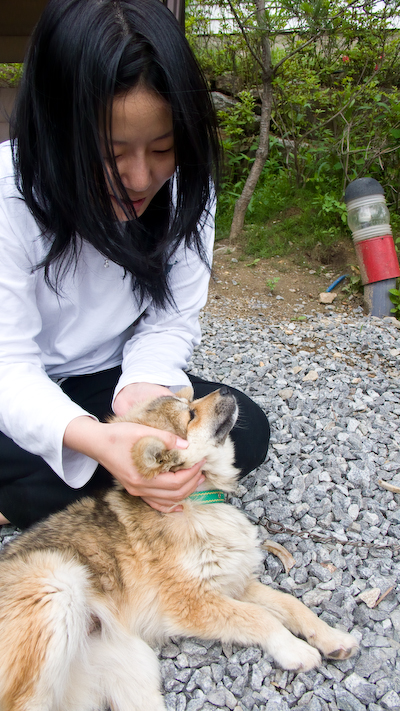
0;549;98;711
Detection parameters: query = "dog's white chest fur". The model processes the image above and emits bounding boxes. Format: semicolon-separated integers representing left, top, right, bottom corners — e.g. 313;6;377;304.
177;504;263;599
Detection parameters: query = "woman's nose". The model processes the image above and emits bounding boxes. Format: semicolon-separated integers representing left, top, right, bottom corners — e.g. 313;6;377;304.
119;155;152;194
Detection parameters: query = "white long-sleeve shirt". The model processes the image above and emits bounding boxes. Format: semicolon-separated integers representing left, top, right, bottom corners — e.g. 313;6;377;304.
0;142;214;487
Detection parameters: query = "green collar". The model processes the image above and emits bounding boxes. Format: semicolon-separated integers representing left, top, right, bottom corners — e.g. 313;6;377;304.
188;489;226;504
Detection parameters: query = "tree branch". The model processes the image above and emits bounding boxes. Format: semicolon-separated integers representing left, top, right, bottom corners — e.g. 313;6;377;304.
273;0;362;75
225;0;266;74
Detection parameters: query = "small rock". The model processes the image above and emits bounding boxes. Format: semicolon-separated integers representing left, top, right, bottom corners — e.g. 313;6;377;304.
335;688;366;710
302;589;332;607
292;679;306;697
187;698;205;711
264;698;290;710
319;292;337;304
181;641;207;656
381;690;400;709
278;388;293;400
357;588;381;608
162;642;181;658
211;91;238;112
344;672;377;704
301;513;317;530
206;689;226;706
224;688;237;709
239;647;261;664
287;475;306;503
303;370;319;381
251;665;264;691
347;418;360;433
348;504;359;520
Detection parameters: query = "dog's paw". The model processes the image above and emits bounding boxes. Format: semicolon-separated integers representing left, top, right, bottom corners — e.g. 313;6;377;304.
311;627;359;660
270;632;322;672
131;437;185;479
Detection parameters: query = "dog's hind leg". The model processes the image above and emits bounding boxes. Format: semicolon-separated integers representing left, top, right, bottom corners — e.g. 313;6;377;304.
241;580;358;660
0;551;97;711
89;630;166;711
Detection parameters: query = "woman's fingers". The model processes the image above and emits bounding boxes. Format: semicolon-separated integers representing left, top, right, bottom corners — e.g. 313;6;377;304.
137;460;206;511
158;459;205;491
64;416;202;511
129;461;206;498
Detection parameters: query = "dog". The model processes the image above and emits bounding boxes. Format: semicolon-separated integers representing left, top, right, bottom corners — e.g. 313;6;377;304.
0;386;358;711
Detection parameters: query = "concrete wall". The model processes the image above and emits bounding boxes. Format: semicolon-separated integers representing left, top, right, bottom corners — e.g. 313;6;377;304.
0;88;18;143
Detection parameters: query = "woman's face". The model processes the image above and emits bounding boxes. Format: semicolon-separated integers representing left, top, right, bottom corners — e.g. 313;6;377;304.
103;86;175;221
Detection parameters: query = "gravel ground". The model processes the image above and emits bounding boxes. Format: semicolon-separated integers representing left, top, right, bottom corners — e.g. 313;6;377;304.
1;306;400;711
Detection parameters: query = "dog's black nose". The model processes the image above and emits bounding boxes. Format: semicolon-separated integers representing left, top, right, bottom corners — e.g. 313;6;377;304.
219;386;230;397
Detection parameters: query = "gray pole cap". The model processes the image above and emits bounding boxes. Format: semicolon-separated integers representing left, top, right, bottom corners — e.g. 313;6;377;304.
344;178;385;203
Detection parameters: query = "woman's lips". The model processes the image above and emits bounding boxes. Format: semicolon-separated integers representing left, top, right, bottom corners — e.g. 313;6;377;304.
110;195;146;213
131;198;146;211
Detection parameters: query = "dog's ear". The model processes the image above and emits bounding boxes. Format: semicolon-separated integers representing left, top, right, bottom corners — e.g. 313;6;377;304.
131;437;186;479
175;386;194;402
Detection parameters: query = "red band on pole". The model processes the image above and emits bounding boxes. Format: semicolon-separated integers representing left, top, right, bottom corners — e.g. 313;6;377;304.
354;235;400;285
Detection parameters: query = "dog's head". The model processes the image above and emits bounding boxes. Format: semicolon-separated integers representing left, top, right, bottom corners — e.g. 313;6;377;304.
119;387;239;492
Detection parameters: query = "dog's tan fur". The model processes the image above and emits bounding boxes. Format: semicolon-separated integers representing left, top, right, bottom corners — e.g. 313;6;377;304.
0;388;358;711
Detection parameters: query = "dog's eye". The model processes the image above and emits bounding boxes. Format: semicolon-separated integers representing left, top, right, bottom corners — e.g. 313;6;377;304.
188;409;195;422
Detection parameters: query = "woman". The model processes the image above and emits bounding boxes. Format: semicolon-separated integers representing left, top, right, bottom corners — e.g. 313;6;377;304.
0;0;269;530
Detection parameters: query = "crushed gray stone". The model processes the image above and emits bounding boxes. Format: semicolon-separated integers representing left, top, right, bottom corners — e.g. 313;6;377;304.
1;308;400;710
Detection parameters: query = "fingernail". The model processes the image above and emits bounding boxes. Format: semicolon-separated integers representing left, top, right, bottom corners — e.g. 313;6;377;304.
176;437;189;449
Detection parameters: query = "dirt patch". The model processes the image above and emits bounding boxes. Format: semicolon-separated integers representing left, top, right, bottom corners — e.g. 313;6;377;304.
311;241;354;269
207;239;364;321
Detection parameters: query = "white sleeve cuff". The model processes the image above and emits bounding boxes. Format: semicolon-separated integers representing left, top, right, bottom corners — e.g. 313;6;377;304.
61;445;99;488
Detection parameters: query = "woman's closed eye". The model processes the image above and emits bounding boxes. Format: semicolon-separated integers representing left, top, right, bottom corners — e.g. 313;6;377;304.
154;146;174;154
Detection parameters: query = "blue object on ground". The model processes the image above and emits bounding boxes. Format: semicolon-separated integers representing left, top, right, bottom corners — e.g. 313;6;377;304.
326;275;348;292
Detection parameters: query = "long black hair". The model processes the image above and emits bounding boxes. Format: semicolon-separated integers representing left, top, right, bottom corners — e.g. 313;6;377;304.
11;0;220;307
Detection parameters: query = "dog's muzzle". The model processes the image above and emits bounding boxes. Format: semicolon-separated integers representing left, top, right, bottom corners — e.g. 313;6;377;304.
213;387;238;443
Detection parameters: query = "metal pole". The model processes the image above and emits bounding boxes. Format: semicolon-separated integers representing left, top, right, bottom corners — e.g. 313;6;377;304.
344;178;400;318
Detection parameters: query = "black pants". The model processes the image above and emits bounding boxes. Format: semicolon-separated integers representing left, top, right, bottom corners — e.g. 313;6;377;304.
0;368;270;529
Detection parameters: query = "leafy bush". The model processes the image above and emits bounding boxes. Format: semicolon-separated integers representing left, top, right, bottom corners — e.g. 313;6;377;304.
389;284;400;319
187;0;400;249
0;64;23;87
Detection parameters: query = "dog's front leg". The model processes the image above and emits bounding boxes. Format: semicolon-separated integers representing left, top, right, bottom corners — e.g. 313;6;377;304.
241;580;358;660
167;591;322;672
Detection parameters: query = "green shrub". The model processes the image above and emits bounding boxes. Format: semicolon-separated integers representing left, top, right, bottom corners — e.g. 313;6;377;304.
0;64;23;87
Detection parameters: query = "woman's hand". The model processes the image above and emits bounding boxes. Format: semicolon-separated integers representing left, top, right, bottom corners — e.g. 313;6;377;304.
63;416;205;512
113;382;174;417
